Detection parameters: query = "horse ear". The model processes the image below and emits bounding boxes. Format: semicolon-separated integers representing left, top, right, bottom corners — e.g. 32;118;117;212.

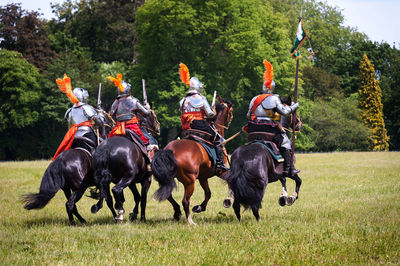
218;95;223;103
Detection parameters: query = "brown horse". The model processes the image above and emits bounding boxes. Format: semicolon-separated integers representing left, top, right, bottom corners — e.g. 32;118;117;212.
151;97;233;225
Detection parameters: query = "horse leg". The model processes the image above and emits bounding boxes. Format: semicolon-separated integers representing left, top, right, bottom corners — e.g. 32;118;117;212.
112;177;135;222
63;188;75;225
192;177;211;213
182;182;196;225
128;183;140;222
139;175;151;222
65;179;91;225
279;177;288;206
232;200;241;221
167;194;181;221
103;183;118;221
223;188;234;208
286;173;302;206
251;206;260;221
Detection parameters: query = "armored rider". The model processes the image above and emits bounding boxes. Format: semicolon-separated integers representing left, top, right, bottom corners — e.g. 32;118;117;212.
53;74;104;160
179;63;229;172
246;59;299;177
107;74;158;165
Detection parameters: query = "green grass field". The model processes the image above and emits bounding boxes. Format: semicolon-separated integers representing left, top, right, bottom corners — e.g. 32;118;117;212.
0;152;399;264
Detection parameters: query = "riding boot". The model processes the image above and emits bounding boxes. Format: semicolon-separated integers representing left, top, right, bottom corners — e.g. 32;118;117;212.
281;148;300;177
215;146;229;172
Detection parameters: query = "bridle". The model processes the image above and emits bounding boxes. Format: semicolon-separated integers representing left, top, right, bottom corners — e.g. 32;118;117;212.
214;102;233;131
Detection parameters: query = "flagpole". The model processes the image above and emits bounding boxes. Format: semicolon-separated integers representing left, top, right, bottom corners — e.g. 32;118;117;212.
291;16;301;170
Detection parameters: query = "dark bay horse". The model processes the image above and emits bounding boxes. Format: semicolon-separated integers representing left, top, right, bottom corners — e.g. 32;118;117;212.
222;99;302;221
68;108;160;223
151;97;233;225
22;111;114;225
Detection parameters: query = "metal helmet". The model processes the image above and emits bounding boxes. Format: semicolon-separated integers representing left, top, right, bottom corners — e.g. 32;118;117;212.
119;80;131;96
73;88;89;103
262;80;275;93
189;77;203;92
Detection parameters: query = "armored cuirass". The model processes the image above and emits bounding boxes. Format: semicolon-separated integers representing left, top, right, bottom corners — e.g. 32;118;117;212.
112;96;138;121
65;103;97;137
180;90;214;118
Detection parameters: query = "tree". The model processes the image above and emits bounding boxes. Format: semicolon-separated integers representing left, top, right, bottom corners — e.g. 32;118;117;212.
0;3;55;72
134;0;295;147
49;0;144;63
358;54;389;151
305;96;371;152
0;49;42;159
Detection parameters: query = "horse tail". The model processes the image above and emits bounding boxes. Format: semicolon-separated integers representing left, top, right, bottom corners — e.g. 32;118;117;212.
225;157;263;210
22;158;65;210
151;149;177;201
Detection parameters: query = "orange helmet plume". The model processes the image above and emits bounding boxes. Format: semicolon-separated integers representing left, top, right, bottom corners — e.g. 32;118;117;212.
179;63;190;87
106;73;124;93
263;59;274;89
56;74;78;104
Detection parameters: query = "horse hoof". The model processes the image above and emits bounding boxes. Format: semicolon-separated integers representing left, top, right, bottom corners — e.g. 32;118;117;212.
129;213;138;222
278;196;287;207
192;205;203;213
286;196;296;206
173;212;182;221
118;209;125;215
223;198;232;208
69;220;76;226
91;204;99;214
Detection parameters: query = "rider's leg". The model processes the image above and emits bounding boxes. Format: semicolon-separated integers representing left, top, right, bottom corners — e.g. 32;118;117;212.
214;132;229;171
280;133;299;177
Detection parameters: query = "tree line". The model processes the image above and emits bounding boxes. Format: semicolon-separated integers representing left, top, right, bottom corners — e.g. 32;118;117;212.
0;0;398;160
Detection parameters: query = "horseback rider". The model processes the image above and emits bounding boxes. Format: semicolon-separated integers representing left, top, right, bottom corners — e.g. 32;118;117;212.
246;59;299;177
178;63;229;172
106;74;158;167
53;74;104;161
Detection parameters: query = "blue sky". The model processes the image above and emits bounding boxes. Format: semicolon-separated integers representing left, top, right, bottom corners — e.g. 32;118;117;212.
1;0;399;47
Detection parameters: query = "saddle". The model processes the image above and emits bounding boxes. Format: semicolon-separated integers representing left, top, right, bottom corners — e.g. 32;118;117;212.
124;129;150;163
182;129;214;145
72;136;96;156
182;129;218;166
247;132;284;177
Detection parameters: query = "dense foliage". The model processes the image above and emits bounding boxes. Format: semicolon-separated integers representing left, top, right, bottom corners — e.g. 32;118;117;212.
0;0;399;159
358;54;389;151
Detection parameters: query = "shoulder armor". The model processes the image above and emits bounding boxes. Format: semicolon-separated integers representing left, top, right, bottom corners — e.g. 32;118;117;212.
261;94;279;109
64;107;72;120
189;94;204;108
82;104;97;119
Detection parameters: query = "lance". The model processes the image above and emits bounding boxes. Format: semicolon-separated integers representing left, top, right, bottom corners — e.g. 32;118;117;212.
96;82;102;144
211;90;217;108
291;15;302;169
142;79;148;106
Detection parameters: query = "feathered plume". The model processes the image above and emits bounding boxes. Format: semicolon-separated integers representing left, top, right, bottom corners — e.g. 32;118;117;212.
179;63;190;87
263;59;274;89
56;74;78;104
106;73;124;93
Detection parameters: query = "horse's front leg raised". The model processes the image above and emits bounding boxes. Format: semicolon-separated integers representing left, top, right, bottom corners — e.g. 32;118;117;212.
192;177;211;213
286;173;302;206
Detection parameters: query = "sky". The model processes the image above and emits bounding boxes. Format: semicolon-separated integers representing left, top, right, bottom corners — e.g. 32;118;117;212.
0;0;399;47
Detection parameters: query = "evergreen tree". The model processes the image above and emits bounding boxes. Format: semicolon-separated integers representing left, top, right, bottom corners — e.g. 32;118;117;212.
358;54;389;151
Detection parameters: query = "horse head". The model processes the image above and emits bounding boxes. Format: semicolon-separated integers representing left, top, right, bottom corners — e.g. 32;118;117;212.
279;96;302;134
213;96;233;135
97;110;115;140
138;102;160;136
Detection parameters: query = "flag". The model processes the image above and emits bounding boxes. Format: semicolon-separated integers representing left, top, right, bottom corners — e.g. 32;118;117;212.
291;19;308;59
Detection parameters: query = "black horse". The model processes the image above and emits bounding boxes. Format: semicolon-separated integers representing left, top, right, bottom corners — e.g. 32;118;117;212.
222;98;302;221
69;108;160;223
22;110;114;225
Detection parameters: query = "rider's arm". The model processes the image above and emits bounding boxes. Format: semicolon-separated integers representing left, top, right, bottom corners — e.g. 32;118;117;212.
274;96;299;115
246;96;256;119
202;95;215;118
135;99;151;116
83;104;103;126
